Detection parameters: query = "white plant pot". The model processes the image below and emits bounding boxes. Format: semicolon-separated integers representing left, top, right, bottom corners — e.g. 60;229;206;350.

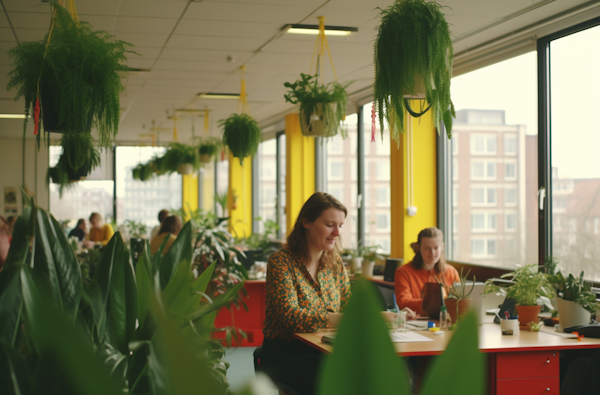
199;153;213;163
361;260;375;277
350;257;363;274
403;74;427;99
177;163;193;175
299;103;337;137
556;297;591;330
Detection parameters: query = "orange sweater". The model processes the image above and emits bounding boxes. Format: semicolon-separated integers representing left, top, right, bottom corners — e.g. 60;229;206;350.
394;261;460;314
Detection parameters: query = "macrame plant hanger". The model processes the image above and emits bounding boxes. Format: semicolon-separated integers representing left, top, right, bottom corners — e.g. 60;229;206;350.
310;16;339;92
34;0;80;136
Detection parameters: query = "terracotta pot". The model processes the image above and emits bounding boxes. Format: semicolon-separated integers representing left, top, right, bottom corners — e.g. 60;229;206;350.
444;298;471;323
299;103;337;137
515;305;541;330
556;297;591;330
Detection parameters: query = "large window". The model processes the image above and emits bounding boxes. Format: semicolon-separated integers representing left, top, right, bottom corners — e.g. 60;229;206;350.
115;147;181;228
257;139;277;231
547;23;600;281
49;146;114;229
277;132;286;239
447;52;538;268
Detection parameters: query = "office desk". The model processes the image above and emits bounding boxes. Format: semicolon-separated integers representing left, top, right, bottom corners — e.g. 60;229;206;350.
294;321;600;394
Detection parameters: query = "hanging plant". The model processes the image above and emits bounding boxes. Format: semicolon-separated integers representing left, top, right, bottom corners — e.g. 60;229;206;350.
161;142;201;175
48;134;101;196
220;113;261;165
132;163;154;181
6;3;134;145
198;137;222;163
284;73;351;138
374;0;455;140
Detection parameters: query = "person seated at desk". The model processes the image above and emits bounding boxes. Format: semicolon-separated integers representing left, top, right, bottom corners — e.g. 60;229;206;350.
150;209;169;239
261;192;351;395
84;213;114;248
394;227;459;315
150;215;182;255
69;219;86;241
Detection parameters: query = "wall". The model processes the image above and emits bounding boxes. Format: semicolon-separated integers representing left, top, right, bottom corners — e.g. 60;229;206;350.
0;137;49;215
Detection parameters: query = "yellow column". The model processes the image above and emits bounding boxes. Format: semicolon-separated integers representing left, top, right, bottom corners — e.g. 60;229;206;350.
285;113;315;236
390;112;438;261
228;153;252;238
181;173;198;222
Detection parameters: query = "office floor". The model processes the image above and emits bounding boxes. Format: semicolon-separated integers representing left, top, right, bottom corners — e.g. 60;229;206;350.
226;346;278;395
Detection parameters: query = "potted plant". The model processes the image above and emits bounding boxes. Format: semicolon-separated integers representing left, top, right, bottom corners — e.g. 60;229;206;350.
132;162;154;181
445;268;475;323
123;219;147;265
198;137;221;163
48;135;101;196
161;142;201;175
284;73;351;138
546;271;600;330
220;113;261;165
484;264;554;330
241;217;281;270
7;3;133;147
374;0;455;141
345;244;385;277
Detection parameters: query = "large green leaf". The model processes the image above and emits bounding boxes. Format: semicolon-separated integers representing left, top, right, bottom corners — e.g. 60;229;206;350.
80;280;106;344
0;266;23;346
0;338;31;395
19;266;123;395
135;246;153;329
186;280;246;325
32;209;81;322
4;206;33;269
317;278;411;395
182;261;216;314
162;257;194;316
159;221;192;289
420;311;485;395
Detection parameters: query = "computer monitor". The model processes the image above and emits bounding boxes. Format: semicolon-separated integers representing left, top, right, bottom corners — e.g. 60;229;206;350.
452;281;485;323
383;258;403;282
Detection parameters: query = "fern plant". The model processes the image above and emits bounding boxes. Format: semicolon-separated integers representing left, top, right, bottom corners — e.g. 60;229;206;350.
374;0;455;141
198;137;222;162
220;113;261;165
161;142;201;174
48;134;101;196
284;73;351;138
6;3;133;146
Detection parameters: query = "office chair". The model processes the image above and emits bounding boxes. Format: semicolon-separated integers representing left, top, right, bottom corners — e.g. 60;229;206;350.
253;346;297;395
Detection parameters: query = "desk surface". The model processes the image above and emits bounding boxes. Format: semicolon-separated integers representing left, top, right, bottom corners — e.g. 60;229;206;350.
294;321;600;357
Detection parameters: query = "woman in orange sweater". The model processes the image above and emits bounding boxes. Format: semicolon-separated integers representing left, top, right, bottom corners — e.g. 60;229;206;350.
394;227;460;316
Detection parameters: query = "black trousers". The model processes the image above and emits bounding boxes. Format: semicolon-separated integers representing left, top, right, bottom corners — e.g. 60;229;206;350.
260;338;324;395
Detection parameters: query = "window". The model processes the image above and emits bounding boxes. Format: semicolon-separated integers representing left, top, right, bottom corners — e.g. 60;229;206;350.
453;158;459;181
257;139;277;227
446;52;537;269
505;213;517;231
215;159;229;217
505;163;516;180
327;134;344;154
376;161;391;181
504;135;517;155
376;213;390;232
376;187;390;207
329;161;344;180
277;133;286;238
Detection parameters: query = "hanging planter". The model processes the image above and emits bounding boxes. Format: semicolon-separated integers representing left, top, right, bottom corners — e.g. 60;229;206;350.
220;65;261;165
283;17;351;138
48;134;101;196
198;137;221;163
160;142;201;175
7;3;133;145
374;0;455;141
132;163;154;181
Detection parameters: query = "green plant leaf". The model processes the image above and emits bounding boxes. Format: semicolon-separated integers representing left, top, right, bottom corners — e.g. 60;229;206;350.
187;280;245;324
159;221;193;289
0;337;31;395
81;280;106;342
317;278;411;395
135;247;153;329
32;208;81;322
420;311;485;395
162;256;194;316
19;266;123;395
0;266;23;347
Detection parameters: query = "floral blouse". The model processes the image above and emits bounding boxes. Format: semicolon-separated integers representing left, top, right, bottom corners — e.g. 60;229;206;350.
263;247;351;340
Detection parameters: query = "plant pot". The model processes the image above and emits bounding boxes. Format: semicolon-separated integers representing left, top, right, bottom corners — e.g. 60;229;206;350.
40;81;62;133
515;305;541;330
403;74;427;99
556;297;591;330
444;298;471;323
199;153;213;163
299;103;337;137
177;163;193;175
361;260;375;277
350;257;363;274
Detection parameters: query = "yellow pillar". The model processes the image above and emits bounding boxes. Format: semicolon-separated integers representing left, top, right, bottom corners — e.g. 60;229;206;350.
390;113;438;261
228;153;252;238
181;173;198;222
285;113;315;236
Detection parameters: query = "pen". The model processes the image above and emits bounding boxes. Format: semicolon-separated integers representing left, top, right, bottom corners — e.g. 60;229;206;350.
393;294;400;313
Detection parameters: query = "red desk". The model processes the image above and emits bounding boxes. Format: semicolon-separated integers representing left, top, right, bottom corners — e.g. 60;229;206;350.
294;320;600;394
213;279;266;347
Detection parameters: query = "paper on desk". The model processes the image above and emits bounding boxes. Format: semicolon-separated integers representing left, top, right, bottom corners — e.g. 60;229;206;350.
538;325;577;338
390;331;434;343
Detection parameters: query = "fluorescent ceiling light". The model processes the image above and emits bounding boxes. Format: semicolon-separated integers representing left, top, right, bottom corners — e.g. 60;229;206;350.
283;24;358;36
0;114;27;119
197;93;240;99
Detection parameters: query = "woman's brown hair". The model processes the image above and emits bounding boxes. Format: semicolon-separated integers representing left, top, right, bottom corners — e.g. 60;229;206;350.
287;192;347;269
159;215;182;235
411;227;448;274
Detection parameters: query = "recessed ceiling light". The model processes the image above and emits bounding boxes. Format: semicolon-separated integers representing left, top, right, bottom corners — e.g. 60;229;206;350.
0;114;27;119
283;24;358;36
197;93;240;99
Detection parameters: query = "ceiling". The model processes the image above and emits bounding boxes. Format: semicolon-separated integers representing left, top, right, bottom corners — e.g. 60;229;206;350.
0;0;598;144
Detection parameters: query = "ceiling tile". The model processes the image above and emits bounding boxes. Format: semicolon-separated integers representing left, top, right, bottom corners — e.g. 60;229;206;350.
118;0;189;18
185;2;316;24
166;35;264;51
2;0;52;13
160;47;253;62
153;59;239;73
113;32;169;47
174;19;280;39
114;16;179;34
2;12;51;29
14;28;47;43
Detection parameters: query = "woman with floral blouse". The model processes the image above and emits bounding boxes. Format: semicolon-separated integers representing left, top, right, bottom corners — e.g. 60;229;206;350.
261;192;351;395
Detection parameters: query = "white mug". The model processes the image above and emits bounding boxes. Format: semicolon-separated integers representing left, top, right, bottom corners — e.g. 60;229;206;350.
500;319;519;335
